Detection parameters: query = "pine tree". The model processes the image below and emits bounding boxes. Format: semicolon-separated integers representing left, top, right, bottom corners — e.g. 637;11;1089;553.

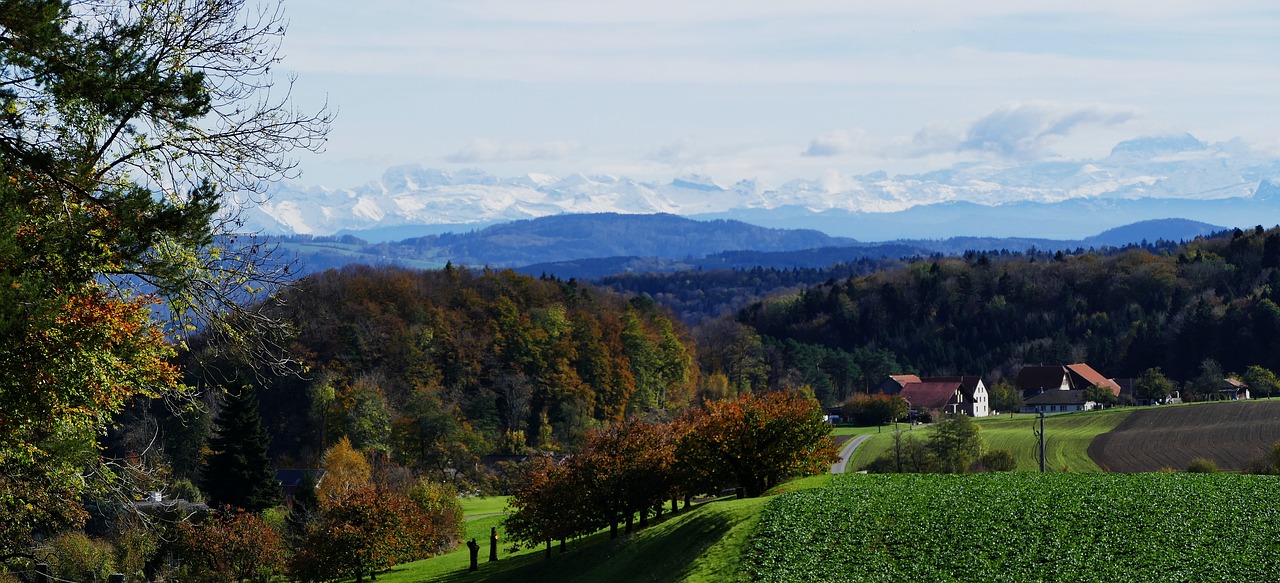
203;388;281;512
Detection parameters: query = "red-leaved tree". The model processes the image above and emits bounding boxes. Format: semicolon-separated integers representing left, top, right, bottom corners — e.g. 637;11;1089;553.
176;510;286;583
676;391;840;498
291;486;437;583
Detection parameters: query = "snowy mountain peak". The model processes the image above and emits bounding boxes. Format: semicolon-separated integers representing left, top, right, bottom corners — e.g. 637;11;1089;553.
671;174;725;192
239;135;1280;236
1109;134;1207;158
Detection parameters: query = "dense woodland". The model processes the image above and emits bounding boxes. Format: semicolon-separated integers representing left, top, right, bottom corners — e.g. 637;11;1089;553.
172;265;700;489
174;228;1280;491
728;227;1280;396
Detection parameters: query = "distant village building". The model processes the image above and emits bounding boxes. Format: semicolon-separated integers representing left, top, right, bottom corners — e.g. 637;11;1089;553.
1015;364;1120;399
875;374;921;395
1218;377;1251;401
1021;390;1097;414
1015;363;1122;413
874;375;990;418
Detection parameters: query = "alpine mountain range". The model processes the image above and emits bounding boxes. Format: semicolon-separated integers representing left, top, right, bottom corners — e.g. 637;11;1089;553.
244;134;1280;242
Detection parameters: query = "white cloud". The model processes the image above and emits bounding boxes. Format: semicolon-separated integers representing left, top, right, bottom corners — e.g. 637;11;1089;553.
959;102;1138;156
803;130;863;157
648;138;702;166
443;139;579;163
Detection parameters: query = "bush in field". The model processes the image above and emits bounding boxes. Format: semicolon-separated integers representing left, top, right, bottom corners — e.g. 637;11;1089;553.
928;414;984;473
840;394;908;426
1244;440;1280;474
1186;458;1220;473
973;449;1017;472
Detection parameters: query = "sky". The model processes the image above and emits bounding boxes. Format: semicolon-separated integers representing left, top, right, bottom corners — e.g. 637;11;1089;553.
277;1;1280;189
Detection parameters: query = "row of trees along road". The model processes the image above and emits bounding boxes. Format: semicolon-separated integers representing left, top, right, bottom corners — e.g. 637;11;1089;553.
504;391;840;555
0;0;330;568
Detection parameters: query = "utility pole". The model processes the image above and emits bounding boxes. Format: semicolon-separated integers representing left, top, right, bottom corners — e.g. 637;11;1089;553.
1033;411;1046;472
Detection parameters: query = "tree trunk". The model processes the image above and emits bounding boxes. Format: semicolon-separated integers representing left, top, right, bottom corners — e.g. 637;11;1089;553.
625;512;634;534
640;506;650;528
671;497;679;513
544;540;551;559
610;519;618;539
559;539;567;553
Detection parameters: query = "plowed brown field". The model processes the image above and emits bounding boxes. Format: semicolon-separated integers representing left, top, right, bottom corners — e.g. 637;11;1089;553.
1088;400;1280;472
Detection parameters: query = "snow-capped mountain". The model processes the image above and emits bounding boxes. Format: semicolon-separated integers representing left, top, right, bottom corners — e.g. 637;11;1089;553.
240;134;1280;237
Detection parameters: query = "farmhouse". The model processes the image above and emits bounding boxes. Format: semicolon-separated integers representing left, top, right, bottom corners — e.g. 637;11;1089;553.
875;374;922;395
1015;363;1120;400
898;380;963;418
1021;389;1097;414
923;376;990;417
1218;377;1251;401
874;375;991;418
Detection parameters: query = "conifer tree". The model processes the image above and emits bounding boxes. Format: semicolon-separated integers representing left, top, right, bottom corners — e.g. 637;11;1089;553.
203;388;281;512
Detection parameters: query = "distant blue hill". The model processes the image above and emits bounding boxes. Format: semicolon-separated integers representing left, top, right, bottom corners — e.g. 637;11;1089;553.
281;213;1224;280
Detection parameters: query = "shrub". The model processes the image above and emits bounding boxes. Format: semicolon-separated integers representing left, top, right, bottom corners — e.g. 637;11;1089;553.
47;531;115;583
408;480;465;552
176;510;287;583
1186;458;1220;473
112;522;159;581
974;449;1017;472
291;486;437;583
864;434;940;473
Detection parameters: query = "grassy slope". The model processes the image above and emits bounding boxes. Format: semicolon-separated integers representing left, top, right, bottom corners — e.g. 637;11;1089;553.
843;409;1133;472
395;480;832;583
393;402;1280;582
979;409;1132;471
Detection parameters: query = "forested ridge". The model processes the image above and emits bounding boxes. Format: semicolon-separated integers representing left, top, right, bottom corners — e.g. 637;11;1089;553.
731;226;1280;390
213;265;699;486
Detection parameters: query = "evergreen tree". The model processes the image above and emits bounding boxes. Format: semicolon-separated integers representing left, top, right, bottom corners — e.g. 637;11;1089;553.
203;388;281;512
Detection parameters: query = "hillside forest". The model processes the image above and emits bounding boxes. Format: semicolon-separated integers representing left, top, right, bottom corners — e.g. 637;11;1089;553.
140;226;1280;492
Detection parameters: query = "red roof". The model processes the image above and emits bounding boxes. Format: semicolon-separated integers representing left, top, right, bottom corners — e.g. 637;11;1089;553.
1066;363;1121;396
922;376;984;401
890;374;922;386
899;381;961;410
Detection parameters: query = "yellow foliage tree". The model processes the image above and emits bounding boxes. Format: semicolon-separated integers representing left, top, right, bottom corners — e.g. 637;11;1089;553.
318;437;371;507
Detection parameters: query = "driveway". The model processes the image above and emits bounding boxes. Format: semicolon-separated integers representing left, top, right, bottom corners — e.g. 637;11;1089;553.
830;434;873;474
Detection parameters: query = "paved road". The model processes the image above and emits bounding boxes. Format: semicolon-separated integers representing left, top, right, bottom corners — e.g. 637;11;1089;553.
830;434;873;474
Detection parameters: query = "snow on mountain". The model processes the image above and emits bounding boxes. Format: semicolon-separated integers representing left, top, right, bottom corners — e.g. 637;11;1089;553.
246;136;1280;236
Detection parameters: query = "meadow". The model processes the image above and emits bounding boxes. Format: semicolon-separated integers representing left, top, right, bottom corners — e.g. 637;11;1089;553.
842;408;1132;472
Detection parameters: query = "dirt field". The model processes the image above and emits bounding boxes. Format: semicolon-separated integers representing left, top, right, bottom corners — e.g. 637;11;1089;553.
1088;400;1280;472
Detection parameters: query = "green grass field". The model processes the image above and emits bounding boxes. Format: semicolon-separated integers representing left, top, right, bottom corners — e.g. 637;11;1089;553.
386;403;1280;582
381;497;771;583
978;408;1132;471
460;495;511;517
843;409;1133;472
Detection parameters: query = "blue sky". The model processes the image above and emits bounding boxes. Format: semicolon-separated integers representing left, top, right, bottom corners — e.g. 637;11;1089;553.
279;1;1280;189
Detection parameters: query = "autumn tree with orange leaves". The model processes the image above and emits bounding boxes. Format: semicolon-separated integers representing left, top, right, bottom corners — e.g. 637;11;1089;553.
176;511;287;583
677;391;840;498
0;0;328;564
291;486;438;583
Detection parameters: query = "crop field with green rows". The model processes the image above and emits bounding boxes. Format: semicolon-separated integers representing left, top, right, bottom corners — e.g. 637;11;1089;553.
746;473;1280;582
